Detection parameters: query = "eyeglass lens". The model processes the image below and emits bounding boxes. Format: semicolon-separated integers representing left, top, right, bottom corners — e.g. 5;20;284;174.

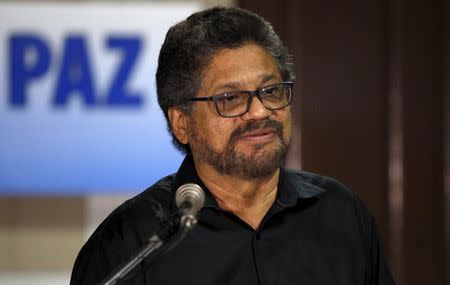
215;83;291;117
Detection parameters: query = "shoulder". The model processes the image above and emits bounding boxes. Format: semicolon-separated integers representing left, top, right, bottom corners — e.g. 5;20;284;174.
282;168;377;242
71;174;177;284
91;173;176;243
282;168;374;221
282;168;357;200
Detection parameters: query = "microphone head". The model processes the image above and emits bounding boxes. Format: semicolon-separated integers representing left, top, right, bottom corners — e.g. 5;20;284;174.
175;183;205;215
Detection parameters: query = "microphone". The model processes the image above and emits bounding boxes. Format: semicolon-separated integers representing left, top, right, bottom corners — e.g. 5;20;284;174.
175;183;205;229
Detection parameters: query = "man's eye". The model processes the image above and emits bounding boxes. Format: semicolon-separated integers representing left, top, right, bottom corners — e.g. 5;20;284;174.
261;85;280;95
218;93;240;102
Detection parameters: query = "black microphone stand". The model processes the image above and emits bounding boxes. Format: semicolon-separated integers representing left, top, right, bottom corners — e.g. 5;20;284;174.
98;215;197;285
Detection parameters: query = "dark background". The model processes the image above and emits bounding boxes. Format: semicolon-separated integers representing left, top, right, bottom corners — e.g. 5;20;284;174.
238;0;449;285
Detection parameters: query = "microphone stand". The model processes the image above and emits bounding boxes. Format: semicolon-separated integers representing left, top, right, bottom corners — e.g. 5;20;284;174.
98;215;197;285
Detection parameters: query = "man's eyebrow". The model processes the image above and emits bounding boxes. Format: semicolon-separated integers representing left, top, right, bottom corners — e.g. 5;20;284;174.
214;82;241;91
260;73;279;84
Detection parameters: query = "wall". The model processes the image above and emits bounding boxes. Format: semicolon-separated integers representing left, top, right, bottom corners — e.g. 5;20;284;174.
239;0;449;284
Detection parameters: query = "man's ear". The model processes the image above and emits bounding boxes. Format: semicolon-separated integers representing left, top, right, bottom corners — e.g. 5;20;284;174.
168;107;190;145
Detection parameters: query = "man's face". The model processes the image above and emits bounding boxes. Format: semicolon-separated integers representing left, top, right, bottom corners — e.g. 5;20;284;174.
184;44;293;179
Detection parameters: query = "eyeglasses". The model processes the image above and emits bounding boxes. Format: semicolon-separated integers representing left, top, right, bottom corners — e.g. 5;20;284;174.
190;82;293;118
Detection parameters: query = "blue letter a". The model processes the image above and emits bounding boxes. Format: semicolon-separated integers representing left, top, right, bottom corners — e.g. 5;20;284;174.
54;35;95;107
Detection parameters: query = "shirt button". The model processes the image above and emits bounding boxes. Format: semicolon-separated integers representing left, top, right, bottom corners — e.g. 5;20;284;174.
255;232;262;240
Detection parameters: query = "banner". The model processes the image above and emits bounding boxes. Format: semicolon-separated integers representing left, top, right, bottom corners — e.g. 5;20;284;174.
0;3;201;194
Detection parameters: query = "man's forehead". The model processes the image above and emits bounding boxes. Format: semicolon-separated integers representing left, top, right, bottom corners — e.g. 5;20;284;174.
199;44;282;92
209;74;280;91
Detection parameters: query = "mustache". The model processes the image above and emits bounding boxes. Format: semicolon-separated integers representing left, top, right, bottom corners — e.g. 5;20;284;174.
228;119;284;145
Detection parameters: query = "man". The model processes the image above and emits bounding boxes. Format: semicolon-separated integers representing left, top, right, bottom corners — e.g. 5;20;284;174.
71;7;395;285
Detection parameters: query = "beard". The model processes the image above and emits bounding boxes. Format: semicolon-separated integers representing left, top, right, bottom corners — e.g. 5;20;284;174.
189;118;292;180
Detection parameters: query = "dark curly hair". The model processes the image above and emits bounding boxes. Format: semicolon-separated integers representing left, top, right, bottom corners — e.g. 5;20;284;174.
156;6;295;154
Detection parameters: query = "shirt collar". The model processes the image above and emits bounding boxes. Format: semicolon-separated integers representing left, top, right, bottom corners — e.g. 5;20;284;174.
173;155;325;211
174;155;220;210
276;168;326;207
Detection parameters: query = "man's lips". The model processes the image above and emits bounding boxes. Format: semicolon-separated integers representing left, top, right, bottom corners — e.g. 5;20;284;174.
239;129;277;143
228;119;284;147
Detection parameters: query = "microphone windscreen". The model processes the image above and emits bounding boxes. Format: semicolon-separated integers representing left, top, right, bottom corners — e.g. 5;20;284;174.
175;183;205;215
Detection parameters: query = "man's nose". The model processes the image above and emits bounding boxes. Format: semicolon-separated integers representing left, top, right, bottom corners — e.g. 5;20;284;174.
241;95;271;120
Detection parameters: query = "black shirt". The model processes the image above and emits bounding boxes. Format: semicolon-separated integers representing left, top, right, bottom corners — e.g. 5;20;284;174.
71;155;395;285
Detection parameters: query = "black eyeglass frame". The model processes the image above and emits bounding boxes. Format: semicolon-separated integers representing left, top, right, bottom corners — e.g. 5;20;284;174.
190;81;294;118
